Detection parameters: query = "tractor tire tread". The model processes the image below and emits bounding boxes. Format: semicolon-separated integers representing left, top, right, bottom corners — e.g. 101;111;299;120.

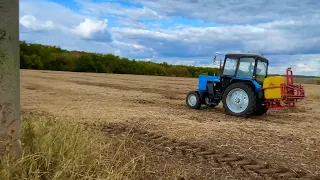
252;102;268;116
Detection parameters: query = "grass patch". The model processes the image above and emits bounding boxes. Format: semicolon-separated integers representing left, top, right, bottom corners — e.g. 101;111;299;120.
309;94;320;100
0;112;145;180
293;77;320;85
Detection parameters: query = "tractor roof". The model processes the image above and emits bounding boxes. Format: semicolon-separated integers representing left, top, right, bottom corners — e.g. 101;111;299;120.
225;53;269;62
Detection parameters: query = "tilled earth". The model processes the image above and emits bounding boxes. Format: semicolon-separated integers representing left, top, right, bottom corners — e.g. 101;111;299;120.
21;70;320;179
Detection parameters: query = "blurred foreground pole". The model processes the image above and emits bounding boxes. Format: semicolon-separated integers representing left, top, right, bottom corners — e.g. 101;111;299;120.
0;0;22;158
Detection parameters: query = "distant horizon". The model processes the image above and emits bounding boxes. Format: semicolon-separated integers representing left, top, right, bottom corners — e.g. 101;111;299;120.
20;40;320;78
19;0;320;76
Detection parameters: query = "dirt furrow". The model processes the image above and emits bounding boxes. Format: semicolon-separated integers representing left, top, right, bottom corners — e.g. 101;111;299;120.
102;122;320;180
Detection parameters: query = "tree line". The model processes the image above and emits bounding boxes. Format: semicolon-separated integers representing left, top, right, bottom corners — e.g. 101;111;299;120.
20;41;219;77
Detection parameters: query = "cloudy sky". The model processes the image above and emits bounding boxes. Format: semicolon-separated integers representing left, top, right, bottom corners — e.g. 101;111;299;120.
20;0;320;76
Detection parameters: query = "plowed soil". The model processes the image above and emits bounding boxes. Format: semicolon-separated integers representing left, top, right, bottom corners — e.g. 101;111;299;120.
20;69;320;179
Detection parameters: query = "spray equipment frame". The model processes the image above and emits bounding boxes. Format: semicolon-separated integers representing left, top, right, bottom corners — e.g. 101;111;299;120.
264;68;305;109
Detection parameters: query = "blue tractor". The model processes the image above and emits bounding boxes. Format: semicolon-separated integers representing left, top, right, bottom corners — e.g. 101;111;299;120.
186;52;306;117
186;52;270;117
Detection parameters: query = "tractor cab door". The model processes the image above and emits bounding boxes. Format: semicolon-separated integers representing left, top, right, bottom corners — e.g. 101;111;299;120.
235;57;256;79
221;57;238;89
255;58;268;84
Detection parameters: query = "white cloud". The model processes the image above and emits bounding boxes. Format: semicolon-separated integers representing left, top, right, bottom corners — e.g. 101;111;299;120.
114;17;145;29
127;0;320;24
266;54;320;76
20;14;112;42
296;66;318;74
76;0;164;20
110;20;320;58
20;0;88;27
110;41;155;58
114;50;121;56
295;61;320;74
69;18;108;39
19;0;113;41
74;0;167;29
19;0;115;54
20;28;117;55
20;15;55;31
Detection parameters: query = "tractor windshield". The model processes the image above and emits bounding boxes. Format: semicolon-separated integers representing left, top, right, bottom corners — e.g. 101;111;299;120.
236;57;255;78
256;60;268;82
223;58;237;76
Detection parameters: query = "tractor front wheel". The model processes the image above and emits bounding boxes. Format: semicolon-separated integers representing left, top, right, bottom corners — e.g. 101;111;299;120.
222;82;257;117
186;91;202;109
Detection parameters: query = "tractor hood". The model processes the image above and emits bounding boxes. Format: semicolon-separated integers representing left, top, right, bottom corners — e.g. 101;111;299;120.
198;75;221;91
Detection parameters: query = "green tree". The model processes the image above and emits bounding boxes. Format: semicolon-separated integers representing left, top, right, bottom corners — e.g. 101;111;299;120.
166;66;191;77
22;54;44;69
75;54;96;72
194;71;199;77
199;70;208;75
19;41;219;78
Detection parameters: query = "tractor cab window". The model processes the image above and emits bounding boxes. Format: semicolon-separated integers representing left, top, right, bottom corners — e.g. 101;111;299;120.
256;60;267;82
236;57;256;78
223;58;237;76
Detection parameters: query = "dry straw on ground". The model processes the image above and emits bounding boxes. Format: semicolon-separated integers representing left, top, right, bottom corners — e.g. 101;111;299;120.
0;112;145;180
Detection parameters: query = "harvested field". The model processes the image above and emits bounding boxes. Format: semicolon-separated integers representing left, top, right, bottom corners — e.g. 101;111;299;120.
21;69;320;179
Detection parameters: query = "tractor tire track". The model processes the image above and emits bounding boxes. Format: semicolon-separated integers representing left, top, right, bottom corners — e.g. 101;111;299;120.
102;122;320;180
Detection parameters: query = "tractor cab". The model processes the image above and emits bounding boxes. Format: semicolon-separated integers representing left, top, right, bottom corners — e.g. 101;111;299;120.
219;53;269;87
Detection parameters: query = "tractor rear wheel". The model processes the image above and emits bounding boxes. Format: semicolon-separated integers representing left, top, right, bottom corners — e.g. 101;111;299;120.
252;102;268;116
186;91;202;109
222;82;257;117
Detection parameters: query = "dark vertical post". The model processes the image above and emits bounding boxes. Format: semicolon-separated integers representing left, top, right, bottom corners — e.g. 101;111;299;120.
0;0;22;158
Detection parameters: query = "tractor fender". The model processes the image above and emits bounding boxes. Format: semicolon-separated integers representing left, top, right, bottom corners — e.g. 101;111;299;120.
196;89;206;100
230;77;262;92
